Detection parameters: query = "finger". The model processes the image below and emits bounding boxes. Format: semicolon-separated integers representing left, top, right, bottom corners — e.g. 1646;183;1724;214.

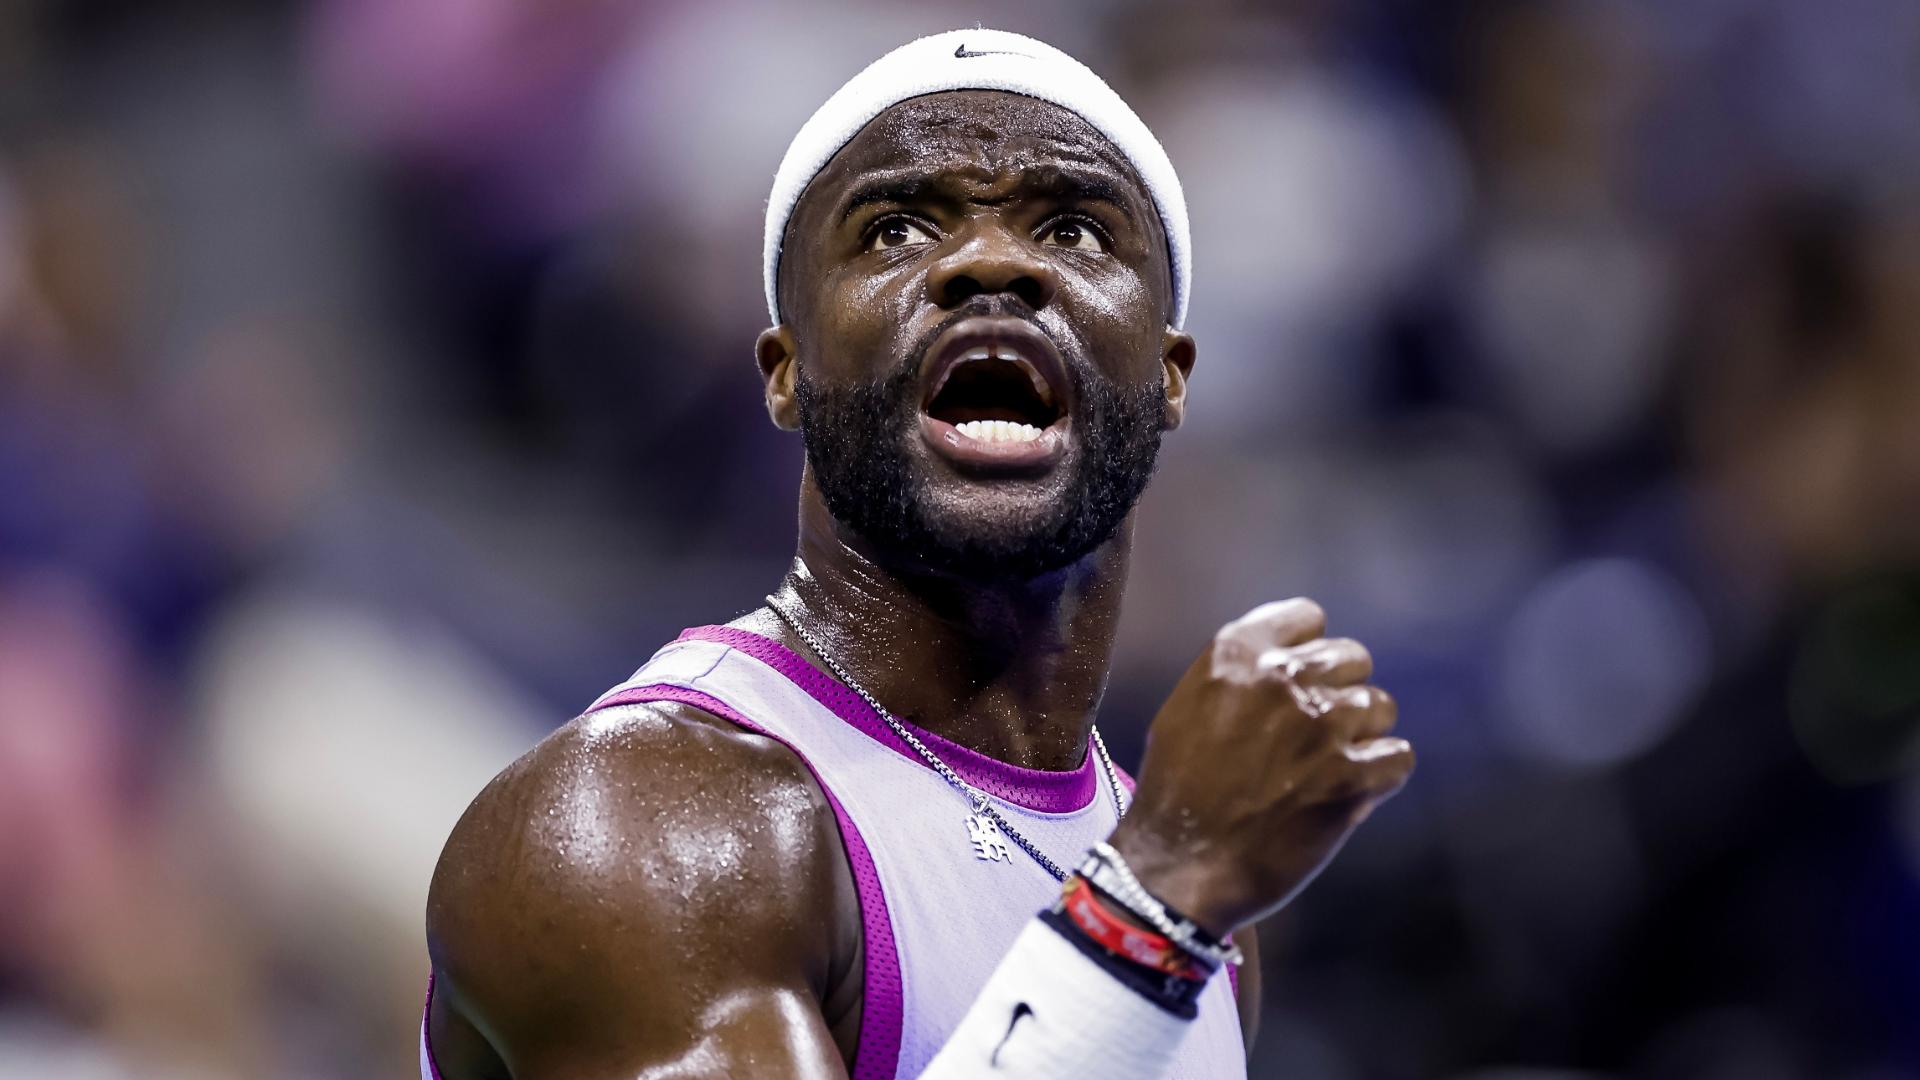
1341;738;1415;799
1279;673;1333;719
1282;637;1373;686
1213;598;1326;674
1252;654;1339;716
1312;685;1397;739
1351;686;1398;739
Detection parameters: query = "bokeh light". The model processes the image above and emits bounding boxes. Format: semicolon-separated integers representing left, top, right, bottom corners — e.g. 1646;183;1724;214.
3;0;1917;1076
1496;557;1710;769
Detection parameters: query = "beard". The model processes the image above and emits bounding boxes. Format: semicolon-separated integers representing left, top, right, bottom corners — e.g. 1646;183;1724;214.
795;339;1167;583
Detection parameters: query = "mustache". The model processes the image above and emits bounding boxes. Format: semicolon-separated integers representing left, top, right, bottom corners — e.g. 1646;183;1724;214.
898;298;1084;394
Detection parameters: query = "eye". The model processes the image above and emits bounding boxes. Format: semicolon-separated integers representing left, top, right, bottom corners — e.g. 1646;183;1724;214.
867;216;936;252
1040;217;1107;253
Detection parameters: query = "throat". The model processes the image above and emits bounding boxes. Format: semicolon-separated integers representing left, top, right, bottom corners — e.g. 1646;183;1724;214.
766;522;1132;775
910;699;1097;775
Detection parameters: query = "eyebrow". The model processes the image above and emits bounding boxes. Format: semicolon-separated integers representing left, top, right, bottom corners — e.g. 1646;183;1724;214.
836;164;1143;225
839;171;941;223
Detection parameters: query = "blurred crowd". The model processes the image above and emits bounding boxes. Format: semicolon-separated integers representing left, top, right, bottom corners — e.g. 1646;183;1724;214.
1;0;1916;1077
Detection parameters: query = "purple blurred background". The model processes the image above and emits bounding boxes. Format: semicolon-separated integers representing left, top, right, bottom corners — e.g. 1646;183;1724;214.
2;0;1917;1077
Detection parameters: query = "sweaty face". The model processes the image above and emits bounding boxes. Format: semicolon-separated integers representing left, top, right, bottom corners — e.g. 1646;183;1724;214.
777;91;1182;582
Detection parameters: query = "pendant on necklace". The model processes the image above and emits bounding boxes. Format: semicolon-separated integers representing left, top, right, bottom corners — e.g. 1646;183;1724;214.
966;803;1014;864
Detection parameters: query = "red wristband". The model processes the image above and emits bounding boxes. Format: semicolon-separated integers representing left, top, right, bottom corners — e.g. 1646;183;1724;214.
1058;875;1208;982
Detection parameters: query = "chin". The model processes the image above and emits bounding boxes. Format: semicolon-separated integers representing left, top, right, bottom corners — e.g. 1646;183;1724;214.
887;476;1110;582
800;373;1160;584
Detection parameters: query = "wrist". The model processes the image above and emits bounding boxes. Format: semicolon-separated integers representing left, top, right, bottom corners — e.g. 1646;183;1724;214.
1106;826;1237;939
1078;843;1245;978
1055;875;1210;983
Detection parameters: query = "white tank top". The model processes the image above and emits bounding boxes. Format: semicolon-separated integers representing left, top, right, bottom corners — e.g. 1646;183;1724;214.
422;625;1247;1080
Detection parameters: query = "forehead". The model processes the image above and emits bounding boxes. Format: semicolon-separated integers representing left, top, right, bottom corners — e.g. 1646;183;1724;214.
796;89;1151;220
855;90;1131;171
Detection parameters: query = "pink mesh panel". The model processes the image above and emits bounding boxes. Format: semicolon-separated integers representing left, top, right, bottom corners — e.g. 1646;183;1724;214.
678;625;1104;813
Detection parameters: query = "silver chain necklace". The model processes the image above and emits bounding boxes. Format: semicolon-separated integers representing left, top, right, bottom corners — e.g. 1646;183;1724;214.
765;594;1127;880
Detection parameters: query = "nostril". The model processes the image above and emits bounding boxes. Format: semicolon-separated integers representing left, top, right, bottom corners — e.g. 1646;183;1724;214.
931;266;1054;310
1009;275;1047;309
941;274;984;307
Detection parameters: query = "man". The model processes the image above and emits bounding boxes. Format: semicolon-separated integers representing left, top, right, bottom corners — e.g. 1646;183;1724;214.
423;28;1413;1079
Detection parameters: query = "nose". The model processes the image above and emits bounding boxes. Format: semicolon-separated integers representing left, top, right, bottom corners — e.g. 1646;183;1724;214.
925;223;1060;311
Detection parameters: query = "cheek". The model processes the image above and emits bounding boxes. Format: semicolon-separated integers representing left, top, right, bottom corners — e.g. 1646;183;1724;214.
803;262;923;378
1059;262;1164;379
826;259;898;319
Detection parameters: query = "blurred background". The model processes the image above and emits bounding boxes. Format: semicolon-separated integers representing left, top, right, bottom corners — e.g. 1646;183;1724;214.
2;0;1917;1076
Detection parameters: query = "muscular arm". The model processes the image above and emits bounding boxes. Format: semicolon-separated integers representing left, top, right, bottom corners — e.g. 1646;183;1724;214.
428;598;1403;1079
425;702;862;1079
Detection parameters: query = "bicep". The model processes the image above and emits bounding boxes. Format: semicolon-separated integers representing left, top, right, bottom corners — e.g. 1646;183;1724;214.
426;706;854;1080
433;977;847;1080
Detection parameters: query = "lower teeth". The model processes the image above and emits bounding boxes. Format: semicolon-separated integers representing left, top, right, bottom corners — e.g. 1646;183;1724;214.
955;419;1043;444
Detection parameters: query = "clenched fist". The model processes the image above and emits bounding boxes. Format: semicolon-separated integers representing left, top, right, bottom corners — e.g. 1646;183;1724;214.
1107;598;1414;937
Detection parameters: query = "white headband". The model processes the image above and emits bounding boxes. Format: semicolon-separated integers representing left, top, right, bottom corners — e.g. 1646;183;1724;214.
763;28;1191;329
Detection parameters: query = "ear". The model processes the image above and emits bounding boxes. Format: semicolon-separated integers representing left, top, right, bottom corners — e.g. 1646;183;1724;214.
756;326;801;431
1159;328;1196;431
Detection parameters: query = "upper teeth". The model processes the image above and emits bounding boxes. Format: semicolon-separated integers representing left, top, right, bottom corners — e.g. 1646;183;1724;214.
956;419;1044;444
957;347;1054;406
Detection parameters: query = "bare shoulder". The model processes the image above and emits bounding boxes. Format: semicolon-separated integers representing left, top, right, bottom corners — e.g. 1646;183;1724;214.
426;700;855;1074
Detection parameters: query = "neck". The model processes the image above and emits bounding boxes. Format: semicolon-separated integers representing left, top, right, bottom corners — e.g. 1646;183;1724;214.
755;478;1131;772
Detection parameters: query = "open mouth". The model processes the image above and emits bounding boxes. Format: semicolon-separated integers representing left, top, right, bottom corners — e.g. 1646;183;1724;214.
925;349;1063;440
918;317;1071;469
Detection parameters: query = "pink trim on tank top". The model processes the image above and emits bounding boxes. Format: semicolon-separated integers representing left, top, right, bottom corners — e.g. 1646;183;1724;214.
593;683;904;1080
677;625;1104;814
667;632;1240;999
421;972;445;1079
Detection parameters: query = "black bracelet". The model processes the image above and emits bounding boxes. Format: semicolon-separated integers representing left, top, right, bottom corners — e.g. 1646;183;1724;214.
1038;907;1204;1019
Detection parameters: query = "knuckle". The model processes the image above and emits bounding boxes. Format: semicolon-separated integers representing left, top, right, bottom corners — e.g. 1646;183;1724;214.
1254;647;1291;676
1209;629;1249;660
1243;596;1324;629
1297;683;1340;716
1325;686;1384;723
1376;745;1416;788
1314;639;1373;680
1324;685;1368;712
1227;601;1281;632
1372;687;1399;723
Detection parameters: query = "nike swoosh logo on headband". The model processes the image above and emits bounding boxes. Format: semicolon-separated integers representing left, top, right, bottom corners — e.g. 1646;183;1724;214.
955;43;1027;59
